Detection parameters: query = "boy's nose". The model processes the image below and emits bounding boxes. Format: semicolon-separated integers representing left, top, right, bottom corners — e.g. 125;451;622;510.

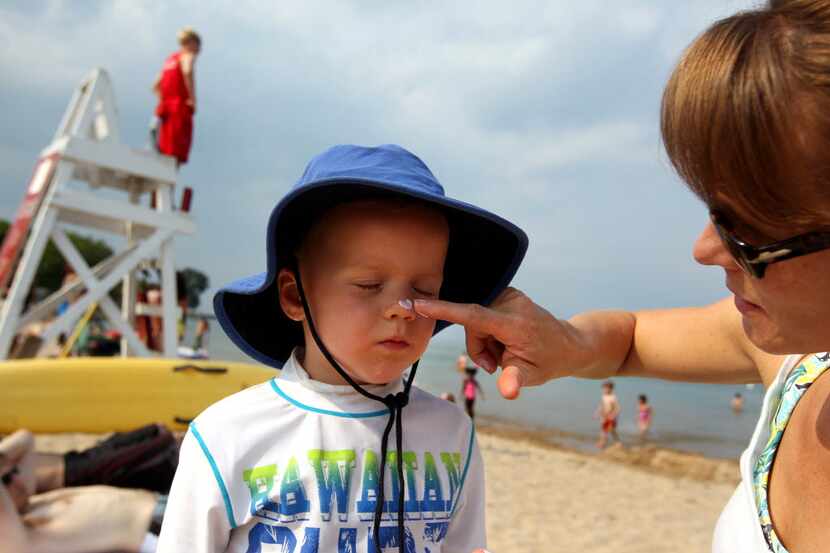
384;298;417;321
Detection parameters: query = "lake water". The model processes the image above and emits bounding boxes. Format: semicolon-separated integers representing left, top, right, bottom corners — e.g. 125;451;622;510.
201;323;761;460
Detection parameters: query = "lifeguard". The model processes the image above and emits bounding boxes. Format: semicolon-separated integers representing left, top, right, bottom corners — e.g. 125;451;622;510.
153;27;201;166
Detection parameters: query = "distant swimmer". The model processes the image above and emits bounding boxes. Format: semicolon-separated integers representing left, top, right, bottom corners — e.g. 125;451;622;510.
462;367;485;419
456;353;468;373
595;380;621;449
731;392;744;414
153;27;201;167
637;394;653;440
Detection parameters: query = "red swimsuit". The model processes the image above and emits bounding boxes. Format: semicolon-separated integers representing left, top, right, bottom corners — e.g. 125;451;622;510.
155;52;194;164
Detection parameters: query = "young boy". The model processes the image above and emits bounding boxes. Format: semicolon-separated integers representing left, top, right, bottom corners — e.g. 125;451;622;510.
156;144;527;553
595;380;621;449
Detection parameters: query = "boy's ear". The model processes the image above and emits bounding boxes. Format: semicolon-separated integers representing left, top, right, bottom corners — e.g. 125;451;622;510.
277;268;305;322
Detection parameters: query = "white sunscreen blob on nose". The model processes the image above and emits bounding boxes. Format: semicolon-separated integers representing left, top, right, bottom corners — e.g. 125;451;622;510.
398;299;414;310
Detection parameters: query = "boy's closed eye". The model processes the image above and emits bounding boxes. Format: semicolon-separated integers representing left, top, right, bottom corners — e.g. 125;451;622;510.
352;282;438;297
354;282;382;291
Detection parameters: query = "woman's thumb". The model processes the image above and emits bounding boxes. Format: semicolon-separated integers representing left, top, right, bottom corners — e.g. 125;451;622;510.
497;364;527;400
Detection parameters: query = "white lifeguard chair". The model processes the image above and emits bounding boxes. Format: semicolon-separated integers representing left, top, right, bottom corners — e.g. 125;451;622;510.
0;68;196;359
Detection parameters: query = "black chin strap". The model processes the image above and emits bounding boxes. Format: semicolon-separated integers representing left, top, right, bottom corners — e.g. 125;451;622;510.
292;262;418;553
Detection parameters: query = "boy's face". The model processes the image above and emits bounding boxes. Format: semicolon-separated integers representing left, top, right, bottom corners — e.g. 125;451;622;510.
280;200;449;385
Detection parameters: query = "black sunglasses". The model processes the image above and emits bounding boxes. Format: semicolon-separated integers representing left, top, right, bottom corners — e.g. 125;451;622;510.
709;210;830;278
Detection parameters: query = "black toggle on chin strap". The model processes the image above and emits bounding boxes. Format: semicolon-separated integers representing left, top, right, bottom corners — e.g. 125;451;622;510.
291;261;418;553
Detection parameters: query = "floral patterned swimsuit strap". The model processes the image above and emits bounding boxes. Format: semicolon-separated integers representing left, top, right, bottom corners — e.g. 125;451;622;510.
753;352;830;553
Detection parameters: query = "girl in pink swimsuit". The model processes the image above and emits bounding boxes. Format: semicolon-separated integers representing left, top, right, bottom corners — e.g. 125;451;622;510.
637;394;653;439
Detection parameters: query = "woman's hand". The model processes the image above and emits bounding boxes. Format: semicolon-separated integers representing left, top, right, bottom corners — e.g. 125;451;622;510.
417;290;772;396
415;288;615;398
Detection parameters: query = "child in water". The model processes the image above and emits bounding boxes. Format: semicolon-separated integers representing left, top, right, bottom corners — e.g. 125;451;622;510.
595;380;621;449
637;394;653;440
462;368;484;420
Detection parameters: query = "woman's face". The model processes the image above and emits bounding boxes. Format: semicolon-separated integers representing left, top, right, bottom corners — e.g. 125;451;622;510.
693;200;830;354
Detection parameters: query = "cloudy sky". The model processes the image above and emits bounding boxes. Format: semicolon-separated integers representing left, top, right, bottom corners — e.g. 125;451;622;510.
1;1;758;345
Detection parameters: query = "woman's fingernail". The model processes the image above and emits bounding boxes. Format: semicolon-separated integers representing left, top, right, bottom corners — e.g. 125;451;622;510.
399;299;413;310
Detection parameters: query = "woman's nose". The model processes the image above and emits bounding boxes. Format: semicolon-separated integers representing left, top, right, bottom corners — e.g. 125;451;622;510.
693;220;740;271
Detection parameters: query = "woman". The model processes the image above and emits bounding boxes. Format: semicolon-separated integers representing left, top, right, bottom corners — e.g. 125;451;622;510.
415;1;830;551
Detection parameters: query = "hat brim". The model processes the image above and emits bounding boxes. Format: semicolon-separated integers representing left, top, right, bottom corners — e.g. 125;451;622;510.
214;178;528;368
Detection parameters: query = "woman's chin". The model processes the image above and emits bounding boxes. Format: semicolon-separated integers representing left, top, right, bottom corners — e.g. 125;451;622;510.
742;319;801;355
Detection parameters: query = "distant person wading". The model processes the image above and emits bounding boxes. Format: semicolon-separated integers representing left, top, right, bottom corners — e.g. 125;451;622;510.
153;27;201;167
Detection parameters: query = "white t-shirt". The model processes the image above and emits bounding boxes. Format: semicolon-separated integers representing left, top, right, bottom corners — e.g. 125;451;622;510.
157;351;486;553
711;354;801;553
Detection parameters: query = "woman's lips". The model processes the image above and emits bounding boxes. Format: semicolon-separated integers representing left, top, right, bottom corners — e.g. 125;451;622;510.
734;294;763;315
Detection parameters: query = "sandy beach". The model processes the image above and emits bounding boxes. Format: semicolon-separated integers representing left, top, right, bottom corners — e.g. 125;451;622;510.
476;422;738;553
32;423;739;553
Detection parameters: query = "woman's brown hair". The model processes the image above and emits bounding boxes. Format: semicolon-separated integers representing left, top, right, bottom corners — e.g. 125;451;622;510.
662;0;830;231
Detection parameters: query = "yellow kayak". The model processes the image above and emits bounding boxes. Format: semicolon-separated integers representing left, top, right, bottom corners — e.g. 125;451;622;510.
0;357;276;433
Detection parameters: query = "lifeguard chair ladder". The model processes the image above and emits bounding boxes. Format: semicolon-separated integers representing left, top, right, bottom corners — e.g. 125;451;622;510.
0;68;195;359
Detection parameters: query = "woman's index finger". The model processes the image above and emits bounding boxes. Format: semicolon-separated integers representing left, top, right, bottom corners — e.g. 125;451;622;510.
413;299;511;338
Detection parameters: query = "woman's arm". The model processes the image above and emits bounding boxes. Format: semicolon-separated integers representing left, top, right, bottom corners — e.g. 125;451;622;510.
414;291;784;398
617;297;780;385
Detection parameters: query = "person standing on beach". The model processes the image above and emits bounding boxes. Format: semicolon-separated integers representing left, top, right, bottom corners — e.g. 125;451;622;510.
637;394;653;440
456;352;469;373
153;27;201;167
462;367;485;419
731;392;744;414
413;2;830;550
192;316;209;351
595;380;620;448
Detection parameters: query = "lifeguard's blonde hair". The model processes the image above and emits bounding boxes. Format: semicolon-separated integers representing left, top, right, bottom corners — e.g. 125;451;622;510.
662;0;830;230
177;27;201;46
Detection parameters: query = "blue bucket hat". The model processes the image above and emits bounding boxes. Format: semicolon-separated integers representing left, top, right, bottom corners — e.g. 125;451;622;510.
214;144;528;369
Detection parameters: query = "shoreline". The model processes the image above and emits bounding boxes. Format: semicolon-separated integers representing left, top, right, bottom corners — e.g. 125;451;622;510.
476;416;741;484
